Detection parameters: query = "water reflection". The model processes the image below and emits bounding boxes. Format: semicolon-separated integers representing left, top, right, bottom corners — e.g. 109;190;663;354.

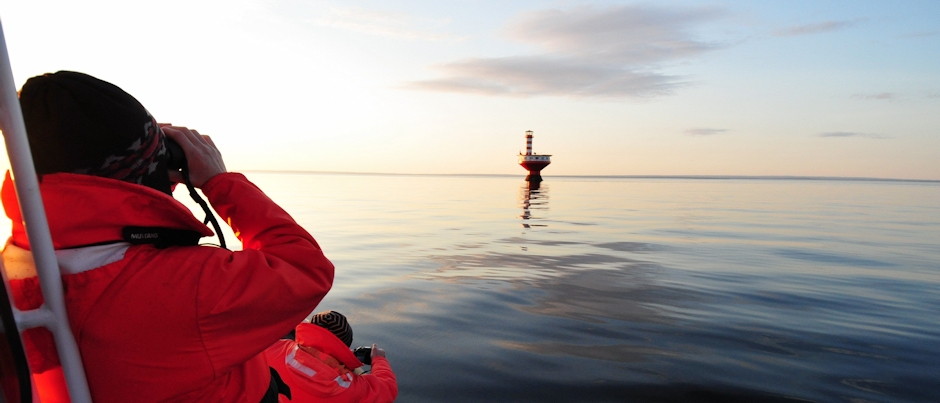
519;181;549;227
378;243;932;402
287;174;940;403
345;254;854;403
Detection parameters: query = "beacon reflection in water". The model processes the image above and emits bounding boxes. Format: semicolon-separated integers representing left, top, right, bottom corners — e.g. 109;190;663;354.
519;181;549;228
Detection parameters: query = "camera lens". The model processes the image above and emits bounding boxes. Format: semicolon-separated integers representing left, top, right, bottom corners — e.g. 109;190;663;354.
353;346;372;365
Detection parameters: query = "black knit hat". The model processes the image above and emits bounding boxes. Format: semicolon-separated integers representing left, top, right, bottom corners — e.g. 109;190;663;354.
18;71;171;194
310;311;353;347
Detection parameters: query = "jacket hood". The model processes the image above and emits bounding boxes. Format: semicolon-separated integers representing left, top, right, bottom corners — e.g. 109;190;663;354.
2;171;212;249
296;323;365;370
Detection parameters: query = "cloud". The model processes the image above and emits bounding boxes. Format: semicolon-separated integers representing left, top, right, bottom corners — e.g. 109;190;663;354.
684;128;728;136
405;56;683;97
898;31;938;39
817;132;886;139
852;92;895;100
774;19;862;36
312;5;457;41
503;6;724;64
404;5;726;98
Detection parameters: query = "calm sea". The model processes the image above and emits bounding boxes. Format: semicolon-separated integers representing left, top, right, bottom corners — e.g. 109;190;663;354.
20;172;940;403
224;172;939;403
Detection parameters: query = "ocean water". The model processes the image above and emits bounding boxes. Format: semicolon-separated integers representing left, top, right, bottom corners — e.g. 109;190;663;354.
229;173;939;403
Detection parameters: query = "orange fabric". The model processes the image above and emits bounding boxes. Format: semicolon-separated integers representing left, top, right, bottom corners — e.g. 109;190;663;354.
32;367;69;403
264;324;398;403
2;172;334;403
297;345;353;378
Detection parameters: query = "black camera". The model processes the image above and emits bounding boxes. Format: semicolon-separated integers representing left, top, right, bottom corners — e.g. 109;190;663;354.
353;346;372;365
165;137;186;171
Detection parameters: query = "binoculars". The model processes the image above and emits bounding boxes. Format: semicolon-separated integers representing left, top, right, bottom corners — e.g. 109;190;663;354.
165;138;186;171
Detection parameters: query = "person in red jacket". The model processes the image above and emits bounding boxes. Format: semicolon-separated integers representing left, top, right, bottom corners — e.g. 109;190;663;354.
265;311;398;403
2;71;334;402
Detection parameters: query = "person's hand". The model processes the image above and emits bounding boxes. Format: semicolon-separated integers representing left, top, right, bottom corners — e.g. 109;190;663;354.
160;124;227;188
371;343;386;359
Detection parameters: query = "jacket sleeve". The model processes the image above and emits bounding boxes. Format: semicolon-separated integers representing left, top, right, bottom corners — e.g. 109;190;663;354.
352;357;399;403
192;173;335;372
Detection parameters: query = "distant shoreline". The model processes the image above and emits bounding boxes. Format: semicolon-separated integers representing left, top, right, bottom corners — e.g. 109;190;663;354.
241;170;940;184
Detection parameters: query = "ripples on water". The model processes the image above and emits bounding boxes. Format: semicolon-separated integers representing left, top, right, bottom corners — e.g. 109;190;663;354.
238;174;938;402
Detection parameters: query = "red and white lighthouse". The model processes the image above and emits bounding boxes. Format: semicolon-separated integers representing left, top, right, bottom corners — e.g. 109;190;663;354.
518;130;551;181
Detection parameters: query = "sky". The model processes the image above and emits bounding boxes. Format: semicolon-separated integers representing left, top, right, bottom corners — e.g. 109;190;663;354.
0;0;938;179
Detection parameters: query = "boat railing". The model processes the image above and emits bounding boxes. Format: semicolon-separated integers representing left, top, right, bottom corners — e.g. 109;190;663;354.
0;18;94;403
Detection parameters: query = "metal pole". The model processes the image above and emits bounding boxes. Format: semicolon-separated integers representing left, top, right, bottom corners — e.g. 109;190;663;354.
0;18;93;403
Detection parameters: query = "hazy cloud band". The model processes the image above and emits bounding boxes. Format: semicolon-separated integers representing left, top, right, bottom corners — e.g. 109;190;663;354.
685;128;728;136
404;5;725;98
818;132;886;139
774;19;862;37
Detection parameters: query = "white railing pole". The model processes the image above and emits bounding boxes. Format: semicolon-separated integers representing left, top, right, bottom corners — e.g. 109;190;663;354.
0;18;93;403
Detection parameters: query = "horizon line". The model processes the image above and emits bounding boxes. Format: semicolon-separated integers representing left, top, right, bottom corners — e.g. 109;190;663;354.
240;170;940;184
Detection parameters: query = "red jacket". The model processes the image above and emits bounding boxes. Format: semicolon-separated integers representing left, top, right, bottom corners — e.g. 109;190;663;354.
1;172;335;403
264;323;398;403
